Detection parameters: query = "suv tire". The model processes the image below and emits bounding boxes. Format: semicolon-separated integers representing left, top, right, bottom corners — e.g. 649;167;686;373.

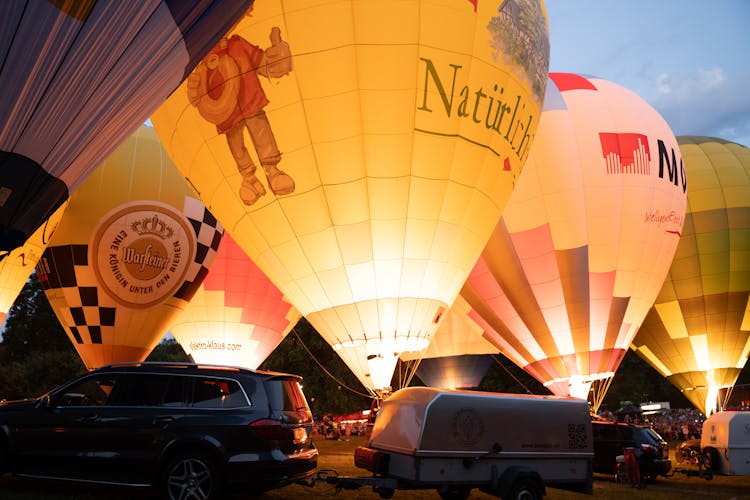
162;452;220;500
0;438;7;474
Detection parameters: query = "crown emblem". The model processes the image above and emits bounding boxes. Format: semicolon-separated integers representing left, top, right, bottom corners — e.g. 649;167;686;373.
130;214;174;239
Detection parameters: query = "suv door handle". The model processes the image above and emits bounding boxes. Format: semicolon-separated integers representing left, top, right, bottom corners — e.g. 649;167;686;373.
77;414;99;423
153;416;175;425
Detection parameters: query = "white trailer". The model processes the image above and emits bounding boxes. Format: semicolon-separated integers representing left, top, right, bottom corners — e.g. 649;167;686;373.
700;411;750;475
341;387;593;500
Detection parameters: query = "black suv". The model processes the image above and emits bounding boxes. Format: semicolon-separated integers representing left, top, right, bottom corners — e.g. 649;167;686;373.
591;420;671;480
0;362;317;499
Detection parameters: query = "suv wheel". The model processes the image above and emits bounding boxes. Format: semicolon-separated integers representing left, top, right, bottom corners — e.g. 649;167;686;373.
162;452;220;500
0;440;7;474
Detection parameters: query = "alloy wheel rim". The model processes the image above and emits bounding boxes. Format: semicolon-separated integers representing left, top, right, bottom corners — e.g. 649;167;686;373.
167;458;212;500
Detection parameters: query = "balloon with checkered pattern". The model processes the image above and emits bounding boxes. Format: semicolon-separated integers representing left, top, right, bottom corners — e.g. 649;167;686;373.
36;126;223;370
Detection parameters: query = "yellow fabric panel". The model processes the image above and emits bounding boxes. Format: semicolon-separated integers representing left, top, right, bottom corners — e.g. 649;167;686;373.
335;222;373;265
316;138;366;185
654;301;688;339
634;345;672;377
325;175;372;223
0;202;67;314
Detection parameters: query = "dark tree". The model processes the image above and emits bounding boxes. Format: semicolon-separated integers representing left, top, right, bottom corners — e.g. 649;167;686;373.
0;273;85;400
478;354;550;395
1;272;74;360
262;318;372;415
601;350;692;411
146;337;191;362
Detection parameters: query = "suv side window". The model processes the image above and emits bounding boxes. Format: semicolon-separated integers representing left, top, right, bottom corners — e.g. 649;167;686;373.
192;377;248;408
105;374;191;407
161;376;192;407
55;375;117;407
107;374;168;406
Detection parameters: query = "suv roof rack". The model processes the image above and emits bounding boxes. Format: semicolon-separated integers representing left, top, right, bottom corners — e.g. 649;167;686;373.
94;361;297;378
97;361;243;372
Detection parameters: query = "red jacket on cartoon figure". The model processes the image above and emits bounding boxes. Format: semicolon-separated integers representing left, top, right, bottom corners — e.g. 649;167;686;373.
205;36;269;134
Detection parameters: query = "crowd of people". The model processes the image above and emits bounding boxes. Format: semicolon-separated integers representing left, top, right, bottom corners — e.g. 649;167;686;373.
597;407;706;442
313;414;369;440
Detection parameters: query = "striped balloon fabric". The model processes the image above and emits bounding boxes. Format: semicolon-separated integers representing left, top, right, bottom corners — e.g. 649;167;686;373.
462;73;687;408
633;136;750;415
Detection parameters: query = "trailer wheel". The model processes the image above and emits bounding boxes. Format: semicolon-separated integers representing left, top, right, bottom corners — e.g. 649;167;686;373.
701;447;719;472
437;485;471;500
508;477;543;500
375;487;395;499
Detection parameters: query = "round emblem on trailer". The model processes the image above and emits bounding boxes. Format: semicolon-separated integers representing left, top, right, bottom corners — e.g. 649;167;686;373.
451;408;484;446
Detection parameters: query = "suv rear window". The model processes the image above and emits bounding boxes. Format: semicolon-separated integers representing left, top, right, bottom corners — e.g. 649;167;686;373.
266;378;309;412
638;427;664;445
192;377;248;408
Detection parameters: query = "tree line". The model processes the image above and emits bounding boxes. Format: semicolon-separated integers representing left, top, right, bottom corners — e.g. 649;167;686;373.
1;273;747;414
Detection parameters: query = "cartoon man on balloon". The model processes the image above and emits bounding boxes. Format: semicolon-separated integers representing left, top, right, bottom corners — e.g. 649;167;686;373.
187;8;294;206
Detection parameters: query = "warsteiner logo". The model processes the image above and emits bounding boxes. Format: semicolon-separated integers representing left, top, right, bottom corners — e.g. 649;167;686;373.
92;204;195;308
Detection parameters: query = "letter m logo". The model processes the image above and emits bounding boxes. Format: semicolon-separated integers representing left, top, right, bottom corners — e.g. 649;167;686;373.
658;139;687;193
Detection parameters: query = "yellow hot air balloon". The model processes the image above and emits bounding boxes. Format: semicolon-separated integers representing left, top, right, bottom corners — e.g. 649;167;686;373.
461;73;688;409
152;0;550;394
400;295;497;389
35;126;223;369
632;136;750;416
169;232;301;369
0;203;66;324
0;0;251;252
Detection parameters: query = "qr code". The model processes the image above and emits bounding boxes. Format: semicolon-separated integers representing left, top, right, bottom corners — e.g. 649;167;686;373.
568;424;588;449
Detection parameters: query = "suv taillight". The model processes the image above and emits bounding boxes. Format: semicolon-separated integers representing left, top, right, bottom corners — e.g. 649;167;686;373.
251;419;293;441
641;443;660;456
250;419;308;445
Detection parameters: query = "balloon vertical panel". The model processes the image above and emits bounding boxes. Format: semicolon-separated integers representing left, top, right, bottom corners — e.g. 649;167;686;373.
169;233;301;369
632;136;750;415
0;202;66;324
462;73;687;399
152;0;550;392
0;0;251;253
36;126;223;370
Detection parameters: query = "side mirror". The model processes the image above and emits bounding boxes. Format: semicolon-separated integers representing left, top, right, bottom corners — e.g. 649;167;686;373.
36;394;51;410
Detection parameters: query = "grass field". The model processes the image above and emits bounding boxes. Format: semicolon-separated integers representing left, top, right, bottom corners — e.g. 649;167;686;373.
1;436;749;499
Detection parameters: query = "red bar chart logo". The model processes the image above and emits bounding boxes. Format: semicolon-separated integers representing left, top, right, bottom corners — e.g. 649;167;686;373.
599;132;651;175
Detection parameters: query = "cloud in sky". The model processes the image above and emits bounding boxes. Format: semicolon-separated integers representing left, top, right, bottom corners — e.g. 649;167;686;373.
546;1;750;147
648;68;750;146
